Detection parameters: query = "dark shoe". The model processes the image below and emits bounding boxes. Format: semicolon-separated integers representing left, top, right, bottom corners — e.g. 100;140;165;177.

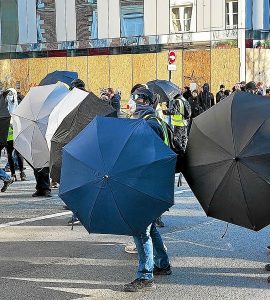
11;174;17;182
265;264;270;271
155;217;165;228
1;178;14;192
32;191;44;197
153;265;172;276
123;279;156;292
20;171;26;181
268;276;270;283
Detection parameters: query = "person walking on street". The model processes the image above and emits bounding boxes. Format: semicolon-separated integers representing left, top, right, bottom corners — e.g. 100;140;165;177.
198;83;215;111
216;84;226;103
123;86;172;292
1;88;26;181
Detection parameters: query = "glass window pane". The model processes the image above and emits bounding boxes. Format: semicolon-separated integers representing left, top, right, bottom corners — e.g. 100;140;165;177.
76;0;98;41
232;2;238;13
120;0;144;37
233;14;238;26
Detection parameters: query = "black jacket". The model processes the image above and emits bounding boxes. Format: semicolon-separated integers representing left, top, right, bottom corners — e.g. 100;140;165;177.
216;91;225;103
198;91;215;111
188;96;203;118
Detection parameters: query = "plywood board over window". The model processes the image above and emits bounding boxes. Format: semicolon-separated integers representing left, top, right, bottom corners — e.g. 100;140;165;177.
0;59;11;89
109;54;132;103
28;57;48;87
132;53;156;86
10;59;29;95
183;50;211;90
47;57;67;73
67;56;88;90
211;48;240;94
88;55;110;96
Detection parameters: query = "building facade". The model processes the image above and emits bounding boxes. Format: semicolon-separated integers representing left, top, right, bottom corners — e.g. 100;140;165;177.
0;0;269;100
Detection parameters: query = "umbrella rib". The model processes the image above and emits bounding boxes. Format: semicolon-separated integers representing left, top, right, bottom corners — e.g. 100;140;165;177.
238;119;267;156
110;178;173;204
240;160;270;185
193;123;233;158
107;181;135;233
205;162;235;214
235;163;255;229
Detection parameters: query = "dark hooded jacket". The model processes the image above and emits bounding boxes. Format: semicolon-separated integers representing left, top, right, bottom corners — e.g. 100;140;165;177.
198;83;215;111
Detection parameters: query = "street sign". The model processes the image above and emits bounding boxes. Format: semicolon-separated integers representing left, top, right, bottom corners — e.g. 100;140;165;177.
168;50;176;64
168;64;177;71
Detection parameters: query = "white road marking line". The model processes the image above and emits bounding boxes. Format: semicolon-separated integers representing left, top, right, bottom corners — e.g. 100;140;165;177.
174;189;191;195
0;212;72;229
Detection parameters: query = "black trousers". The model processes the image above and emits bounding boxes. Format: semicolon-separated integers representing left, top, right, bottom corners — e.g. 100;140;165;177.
33;167;51;192
0;142;24;175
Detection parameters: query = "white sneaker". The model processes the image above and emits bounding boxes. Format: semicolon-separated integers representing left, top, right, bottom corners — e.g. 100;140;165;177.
124;242;137;254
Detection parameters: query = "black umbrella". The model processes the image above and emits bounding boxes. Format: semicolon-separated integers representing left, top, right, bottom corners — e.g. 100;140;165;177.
50;92;117;183
0;94;10;146
183;92;270;231
147;80;181;103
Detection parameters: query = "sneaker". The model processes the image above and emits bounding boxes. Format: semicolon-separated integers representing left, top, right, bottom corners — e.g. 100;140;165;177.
67;217;80;226
265;264;270;271
123;279;156;292
155;217;165;228
32;191;44;197
124;242;137;254
1;178;14;192
51;181;58;188
153;265;172;276
20;171;26;181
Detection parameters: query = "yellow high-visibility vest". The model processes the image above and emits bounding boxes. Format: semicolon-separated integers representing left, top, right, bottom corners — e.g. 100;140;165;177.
172;99;187;127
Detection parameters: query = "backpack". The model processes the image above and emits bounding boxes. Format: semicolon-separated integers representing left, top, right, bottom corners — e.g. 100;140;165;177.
144;115;184;173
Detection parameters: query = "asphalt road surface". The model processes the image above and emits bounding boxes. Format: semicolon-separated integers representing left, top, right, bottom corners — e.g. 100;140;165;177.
0;163;270;300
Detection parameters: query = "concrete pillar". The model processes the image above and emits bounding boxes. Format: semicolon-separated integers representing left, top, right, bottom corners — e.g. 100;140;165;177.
253;0;264;30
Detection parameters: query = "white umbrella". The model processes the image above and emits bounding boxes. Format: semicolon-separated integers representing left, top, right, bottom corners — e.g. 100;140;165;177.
45;88;88;151
12;83;69;168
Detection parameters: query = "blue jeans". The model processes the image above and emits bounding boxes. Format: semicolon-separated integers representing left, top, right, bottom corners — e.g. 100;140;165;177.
133;223;170;280
0;168;10;182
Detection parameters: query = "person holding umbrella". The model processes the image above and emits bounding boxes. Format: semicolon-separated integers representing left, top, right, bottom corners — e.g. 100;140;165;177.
123;86;172;293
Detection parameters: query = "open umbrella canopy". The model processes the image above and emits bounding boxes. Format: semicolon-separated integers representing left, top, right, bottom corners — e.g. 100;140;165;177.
46;88;88;150
39;71;78;86
147;80;181;103
0;93;10;145
183;91;270;231
59;116;176;236
12;83;69;168
50;92;117;183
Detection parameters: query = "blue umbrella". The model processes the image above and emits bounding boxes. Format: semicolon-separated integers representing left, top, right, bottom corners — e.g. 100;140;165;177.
59;116;176;236
39;71;78;86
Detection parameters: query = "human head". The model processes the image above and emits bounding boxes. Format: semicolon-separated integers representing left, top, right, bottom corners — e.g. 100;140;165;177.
192;90;198;98
224;90;231;97
220;84;225;92
203;83;210;93
234;83;241;91
265;88;270;96
70;79;86;91
245;81;256;93
132;86;154;106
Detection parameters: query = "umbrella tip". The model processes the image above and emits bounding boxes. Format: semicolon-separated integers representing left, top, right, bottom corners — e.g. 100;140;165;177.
103;175;109;180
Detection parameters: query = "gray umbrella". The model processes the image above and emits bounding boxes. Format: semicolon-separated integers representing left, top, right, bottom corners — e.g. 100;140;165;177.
12;83;69;168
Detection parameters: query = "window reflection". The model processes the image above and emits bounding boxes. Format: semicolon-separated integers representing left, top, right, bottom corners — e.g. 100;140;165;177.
36;0;57;43
120;0;144;37
170;0;194;33
76;0;98;43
